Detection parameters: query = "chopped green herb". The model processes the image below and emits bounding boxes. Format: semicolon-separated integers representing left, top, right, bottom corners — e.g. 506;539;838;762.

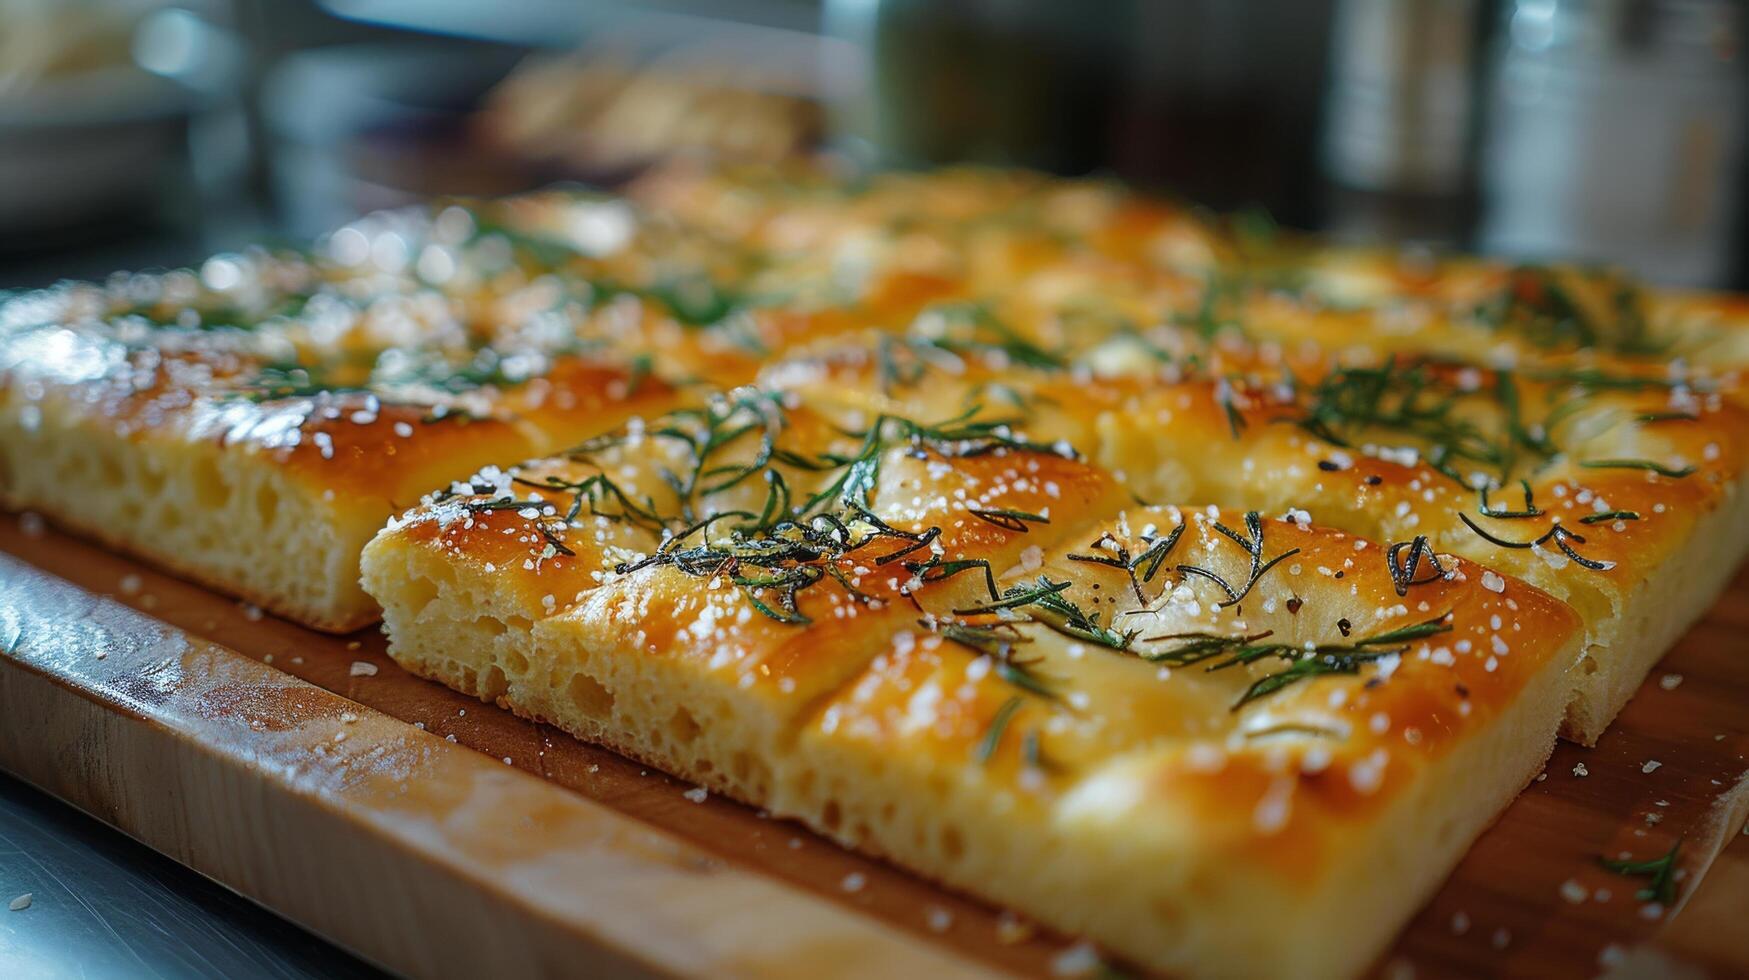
1386;535;1446;596
1579;510;1640;525
974;696;1024;764
1599;840;1681;905
1140;614;1452;709
1580;459;1696;478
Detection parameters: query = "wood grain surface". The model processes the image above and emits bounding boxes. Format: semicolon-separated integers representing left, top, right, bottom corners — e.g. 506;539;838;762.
1;511;1745;978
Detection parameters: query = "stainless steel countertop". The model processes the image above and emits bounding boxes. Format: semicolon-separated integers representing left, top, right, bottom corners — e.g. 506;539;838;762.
0;772;382;980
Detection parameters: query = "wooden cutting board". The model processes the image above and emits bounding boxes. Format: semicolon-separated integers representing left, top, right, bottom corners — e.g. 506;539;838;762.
1;511;1745;978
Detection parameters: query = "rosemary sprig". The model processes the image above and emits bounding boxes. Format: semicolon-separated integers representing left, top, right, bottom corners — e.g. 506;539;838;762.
556;391;1067;544
954;578;1071;615
242;363;369;401
792;405;1069;520
615;504;940;625
874;335;930;394
1175;511;1300;609
1236;655;1374;707
1020;728;1053;772
373;345;534;394
623;353;654;395
1386;535;1447;596
954;576;1138;651
1295;357;1518;485
1579;510;1639;524
974;696;1024;764
1028;585;1138;650
926;620;1059;699
1580;459;1697;479
487;384;1080;623
903;555;1000;600
1067;523;1185;605
512;472;666;533
1457;513;1614;570
1130;524;1186;584
1214;378;1248;438
1599;839;1682;906
1529;367;1685;392
1176;271;1243;340
732;566;821;624
918;302;1066;370
1139;629;1276;668
1140;614;1452;709
1478;479;1542;518
968;507;1051;532
468;213;749;326
1473;265;1668;355
1496;371;1558;472
1474;265;1600;348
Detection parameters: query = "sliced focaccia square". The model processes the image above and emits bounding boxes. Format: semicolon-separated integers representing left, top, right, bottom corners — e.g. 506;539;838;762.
367;472;1582;976
362;385;1128;798
361;390;867;728
784;506;1581;978
0;270;683;631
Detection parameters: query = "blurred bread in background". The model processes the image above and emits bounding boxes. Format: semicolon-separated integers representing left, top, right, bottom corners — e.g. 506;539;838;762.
0;0;143;99
478;46;823;175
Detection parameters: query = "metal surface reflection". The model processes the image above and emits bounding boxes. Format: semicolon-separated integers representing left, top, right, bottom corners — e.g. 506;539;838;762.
0;773;380;979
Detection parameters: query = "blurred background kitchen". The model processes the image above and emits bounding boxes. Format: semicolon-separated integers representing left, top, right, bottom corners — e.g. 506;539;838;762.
0;0;1746;291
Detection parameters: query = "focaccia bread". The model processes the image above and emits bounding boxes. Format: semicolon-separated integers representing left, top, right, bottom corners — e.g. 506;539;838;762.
361;384;1583;977
756;337;1749;744
0;285;679;630
13;161;1749;975
15;162;1749;639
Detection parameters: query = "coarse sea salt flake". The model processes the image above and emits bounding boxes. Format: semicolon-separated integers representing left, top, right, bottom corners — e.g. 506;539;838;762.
1051;942;1103;977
